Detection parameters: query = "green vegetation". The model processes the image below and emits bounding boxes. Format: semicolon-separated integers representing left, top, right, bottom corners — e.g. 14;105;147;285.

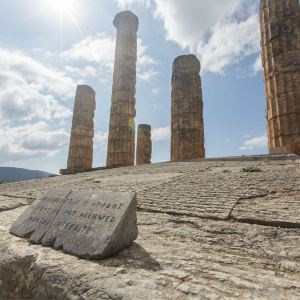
240;166;262;173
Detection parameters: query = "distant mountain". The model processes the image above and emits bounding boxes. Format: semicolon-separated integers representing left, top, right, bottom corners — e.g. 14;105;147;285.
0;167;53;184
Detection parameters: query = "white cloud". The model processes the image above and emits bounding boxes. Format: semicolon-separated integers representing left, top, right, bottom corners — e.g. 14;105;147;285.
152;87;160;95
0;122;69;163
0;81;71;123
0;48;74;123
65;65;97;78
94;131;108;151
0;48;75;98
152;125;170;141
252;54;263;74
62;33;116;71
137;39;159;80
115;0;150;8
0;47;80;163
154;0;241;48
137;39;157;67
62;33;158;81
239;134;267;151
138;69;159;81
198;13;260;73
153;0;260;74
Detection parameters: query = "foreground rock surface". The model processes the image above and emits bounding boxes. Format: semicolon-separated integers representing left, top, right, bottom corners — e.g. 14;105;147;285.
1;155;300;299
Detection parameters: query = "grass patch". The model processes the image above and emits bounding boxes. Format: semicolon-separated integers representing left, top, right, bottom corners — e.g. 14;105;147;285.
240;166;262;173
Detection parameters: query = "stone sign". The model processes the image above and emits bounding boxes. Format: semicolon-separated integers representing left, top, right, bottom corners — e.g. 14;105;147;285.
10;189;138;259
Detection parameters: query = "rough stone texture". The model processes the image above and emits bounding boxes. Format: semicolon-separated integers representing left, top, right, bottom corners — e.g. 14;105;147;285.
60;166;107;175
0;195;28;212
106;11;139;168
260;0;300;155
1;155;300;299
136;124;152;165
10;189;138;259
67;85;96;169
171;54;205;161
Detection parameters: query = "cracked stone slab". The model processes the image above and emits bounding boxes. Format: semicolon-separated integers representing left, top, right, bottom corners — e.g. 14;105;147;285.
10;189;138;259
137;168;249;220
1;158;300;299
1;172;183;201
0;195;29;212
231;163;300;226
2;208;300;299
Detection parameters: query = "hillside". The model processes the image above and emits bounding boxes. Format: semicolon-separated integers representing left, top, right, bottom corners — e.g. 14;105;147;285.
0;167;52;183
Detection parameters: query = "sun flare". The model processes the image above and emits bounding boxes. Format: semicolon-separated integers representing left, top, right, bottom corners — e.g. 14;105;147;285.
48;0;75;14
47;0;82;34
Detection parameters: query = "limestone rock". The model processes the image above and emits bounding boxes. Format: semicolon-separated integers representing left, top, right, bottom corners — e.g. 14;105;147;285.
67;85;96;169
260;0;300;155
136;124;152;165
171;54;205;161
107;11;139;168
10;189;138;259
1;156;300;299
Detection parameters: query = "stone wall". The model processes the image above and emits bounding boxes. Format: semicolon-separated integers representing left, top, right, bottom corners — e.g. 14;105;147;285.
67;85;96;169
260;0;300;155
136;124;152;165
171;55;205;161
106;11;139;168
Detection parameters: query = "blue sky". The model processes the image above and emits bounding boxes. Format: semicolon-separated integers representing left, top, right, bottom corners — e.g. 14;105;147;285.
0;0;268;173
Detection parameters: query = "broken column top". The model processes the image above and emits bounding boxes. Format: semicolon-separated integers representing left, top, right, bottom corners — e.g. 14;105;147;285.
75;85;96;102
173;54;201;74
77;85;95;93
113;10;139;32
139;124;151;130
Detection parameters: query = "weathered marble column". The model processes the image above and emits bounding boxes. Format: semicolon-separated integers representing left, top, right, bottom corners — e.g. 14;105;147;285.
67;85;96;169
171;55;205;161
260;0;300;155
136;124;152;165
106;11;139;168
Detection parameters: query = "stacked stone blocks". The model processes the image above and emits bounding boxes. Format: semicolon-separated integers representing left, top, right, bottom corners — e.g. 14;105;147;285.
136;124;152;165
107;11;139;167
171;55;205;161
260;0;300;155
67;85;96;169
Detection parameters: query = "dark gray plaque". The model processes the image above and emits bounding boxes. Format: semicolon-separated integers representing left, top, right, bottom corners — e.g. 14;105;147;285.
10;189;138;259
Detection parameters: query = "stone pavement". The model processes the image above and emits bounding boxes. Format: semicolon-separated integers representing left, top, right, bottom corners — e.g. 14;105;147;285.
1;155;300;299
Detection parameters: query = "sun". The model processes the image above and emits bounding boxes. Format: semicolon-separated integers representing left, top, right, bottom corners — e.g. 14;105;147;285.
46;0;82;34
48;0;75;14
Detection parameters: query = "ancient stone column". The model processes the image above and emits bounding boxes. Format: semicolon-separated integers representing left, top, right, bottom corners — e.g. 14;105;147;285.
106;11;139;168
136;124;152;165
171;55;205;161
260;0;300;155
67;85;96;170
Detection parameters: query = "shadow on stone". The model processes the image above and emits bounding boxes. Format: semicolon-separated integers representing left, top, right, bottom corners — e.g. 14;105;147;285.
93;242;162;272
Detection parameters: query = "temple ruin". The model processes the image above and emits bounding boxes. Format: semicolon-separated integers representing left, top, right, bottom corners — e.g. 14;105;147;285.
171;55;205;161
260;0;300;155
136;124;152;165
67;85;96;170
106;11;139;168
